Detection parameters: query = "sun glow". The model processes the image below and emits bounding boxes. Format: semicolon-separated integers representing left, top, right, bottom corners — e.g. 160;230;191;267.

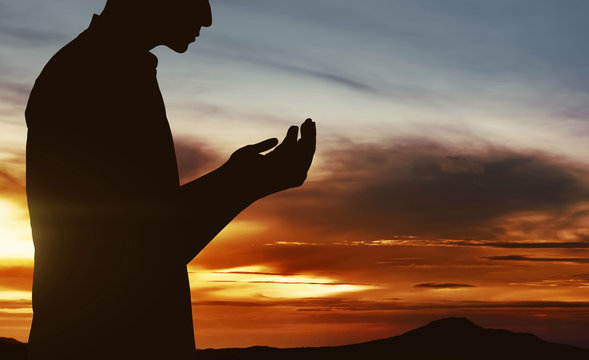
189;265;375;299
0;199;33;259
215;221;268;240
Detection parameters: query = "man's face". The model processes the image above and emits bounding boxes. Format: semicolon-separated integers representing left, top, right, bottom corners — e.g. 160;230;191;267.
154;0;212;53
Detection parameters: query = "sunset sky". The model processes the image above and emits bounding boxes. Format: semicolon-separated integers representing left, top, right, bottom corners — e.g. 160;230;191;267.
2;0;589;349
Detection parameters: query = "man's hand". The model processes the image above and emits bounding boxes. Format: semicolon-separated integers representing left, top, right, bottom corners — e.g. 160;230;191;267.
178;118;315;261
221;118;316;200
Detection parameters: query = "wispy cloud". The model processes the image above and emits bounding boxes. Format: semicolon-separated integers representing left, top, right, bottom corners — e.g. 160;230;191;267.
0;168;24;196
212;270;297;276
0;299;31;310
508;279;589;288
265;62;380;94
414;283;475;289
0;151;26;204
174;137;222;184
246;281;362;286
0;265;33;292
192;298;589;311
483;255;589;264
200;46;383;95
0;81;31;118
314;239;589;250
475;242;589;249
251;139;589;241
0;25;65;46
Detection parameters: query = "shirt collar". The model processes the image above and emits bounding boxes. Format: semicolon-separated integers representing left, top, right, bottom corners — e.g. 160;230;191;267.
86;14;159;69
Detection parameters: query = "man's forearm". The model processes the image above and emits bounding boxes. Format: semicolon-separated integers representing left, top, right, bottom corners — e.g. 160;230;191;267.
176;121;316;264
178;165;258;263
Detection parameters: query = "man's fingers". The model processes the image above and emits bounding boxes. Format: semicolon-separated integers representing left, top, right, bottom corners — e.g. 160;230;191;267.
244;138;279;153
282;125;299;146
297;118;316;168
300;118;316;147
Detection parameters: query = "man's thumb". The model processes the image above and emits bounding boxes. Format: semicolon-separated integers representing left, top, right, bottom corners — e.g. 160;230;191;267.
244;138;279;154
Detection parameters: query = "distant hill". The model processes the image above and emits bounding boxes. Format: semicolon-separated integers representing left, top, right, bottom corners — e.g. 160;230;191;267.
0;337;26;359
196;317;589;360
2;317;588;359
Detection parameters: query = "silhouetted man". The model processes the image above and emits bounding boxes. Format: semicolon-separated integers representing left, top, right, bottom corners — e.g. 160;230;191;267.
25;1;315;358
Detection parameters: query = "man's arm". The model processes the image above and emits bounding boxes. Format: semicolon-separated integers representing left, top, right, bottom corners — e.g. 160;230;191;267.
178;118;316;263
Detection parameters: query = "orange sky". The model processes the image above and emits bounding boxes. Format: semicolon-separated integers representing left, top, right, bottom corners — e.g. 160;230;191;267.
2;140;589;348
2;0;589;350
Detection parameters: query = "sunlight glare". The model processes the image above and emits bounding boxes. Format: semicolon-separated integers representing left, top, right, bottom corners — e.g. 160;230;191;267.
190;265;374;299
215;221;268;240
0;199;33;259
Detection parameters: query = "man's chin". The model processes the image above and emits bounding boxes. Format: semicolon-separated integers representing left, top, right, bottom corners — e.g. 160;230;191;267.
166;41;192;54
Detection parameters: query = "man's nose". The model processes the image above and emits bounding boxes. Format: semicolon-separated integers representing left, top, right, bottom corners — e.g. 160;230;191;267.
200;1;212;27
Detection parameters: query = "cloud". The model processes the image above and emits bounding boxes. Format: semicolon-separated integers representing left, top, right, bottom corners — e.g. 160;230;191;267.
475;242;589;249
508;278;589;288
0;82;30;101
360;239;589;249
483;255;589;264
572;273;589;280
204;279;364;286
266;62;380;94
251;139;589;241
0;168;25;196
0;82;31;118
414;283;475;289
0;299;31;310
0;25;65;46
202;46;383;95
212;270;297;276
263;239;589;250
192;298;589;311
0;149;26;201
0;265;33;291
174;137;223;184
0;153;26;205
245;281;361;286
458;241;589;249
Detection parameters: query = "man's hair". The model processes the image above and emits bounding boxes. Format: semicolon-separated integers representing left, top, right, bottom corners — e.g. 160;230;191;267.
103;0;160;15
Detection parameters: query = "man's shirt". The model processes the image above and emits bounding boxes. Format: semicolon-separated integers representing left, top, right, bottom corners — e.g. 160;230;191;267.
26;15;195;359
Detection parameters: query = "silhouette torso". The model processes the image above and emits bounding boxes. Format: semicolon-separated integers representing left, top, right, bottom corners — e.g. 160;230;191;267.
26;15;195;359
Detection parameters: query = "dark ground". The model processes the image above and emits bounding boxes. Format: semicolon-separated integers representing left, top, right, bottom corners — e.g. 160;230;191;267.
2;317;588;359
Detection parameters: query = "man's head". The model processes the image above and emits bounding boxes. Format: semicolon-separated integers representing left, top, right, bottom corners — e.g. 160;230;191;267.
103;0;212;53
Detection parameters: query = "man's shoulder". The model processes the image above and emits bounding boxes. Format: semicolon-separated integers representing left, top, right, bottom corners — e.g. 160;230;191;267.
26;24;160;129
26;31;144;118
33;30;156;98
26;33;103;126
38;32;111;85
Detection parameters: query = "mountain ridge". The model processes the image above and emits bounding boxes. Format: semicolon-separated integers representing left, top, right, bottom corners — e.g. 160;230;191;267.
196;317;589;360
1;317;587;359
